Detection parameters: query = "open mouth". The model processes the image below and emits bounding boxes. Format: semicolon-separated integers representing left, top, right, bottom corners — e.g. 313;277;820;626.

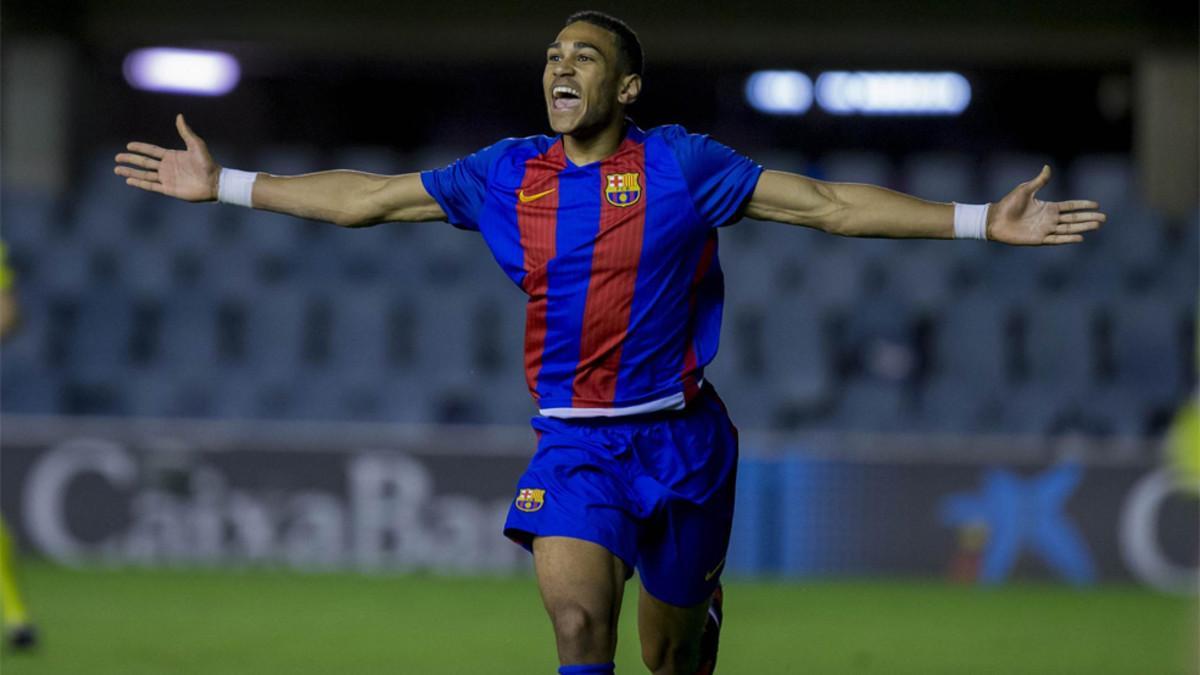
552;85;582;111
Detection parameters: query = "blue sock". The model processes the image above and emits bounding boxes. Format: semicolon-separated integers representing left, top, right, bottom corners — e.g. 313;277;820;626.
558;663;615;675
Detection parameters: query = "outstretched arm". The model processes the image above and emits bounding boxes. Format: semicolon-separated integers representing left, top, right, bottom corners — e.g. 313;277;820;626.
744;166;1104;245
114;114;445;227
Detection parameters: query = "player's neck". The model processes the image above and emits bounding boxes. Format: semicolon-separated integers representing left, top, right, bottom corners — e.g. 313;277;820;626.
562;116;625;166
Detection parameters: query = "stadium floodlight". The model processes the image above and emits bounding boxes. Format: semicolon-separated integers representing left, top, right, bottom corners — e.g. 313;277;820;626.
123;48;240;96
815;71;971;115
745;71;813;115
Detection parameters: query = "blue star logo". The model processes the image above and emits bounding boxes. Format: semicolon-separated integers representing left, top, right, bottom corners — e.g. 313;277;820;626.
940;463;1097;585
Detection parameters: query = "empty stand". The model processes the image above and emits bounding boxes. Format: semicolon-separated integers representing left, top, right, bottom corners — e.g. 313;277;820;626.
2;145;1192;440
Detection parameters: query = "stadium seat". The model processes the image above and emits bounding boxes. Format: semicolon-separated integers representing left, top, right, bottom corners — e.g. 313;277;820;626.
761;299;834;411
75;151;150;240
207;372;269;419
818;151;896;189
838;280;920;382
203;244;264;298
706;301;751;370
414;287;478;389
126;374;217;419
915;376;1003;434
1062;256;1130;298
885;246;955;311
408;222;497;288
154;197;222;251
1108;298;1186;405
0;364;62;414
719;228;779;303
473;289;526;379
38;240;95;296
243;379;302;420
1001;381;1146;440
379;376;438;424
66;287;137;380
830;378;909;432
154;291;225;374
982;245;1078;300
1061;384;1149;439
1068;154;1138;218
239;289;310;377
118;240;176;296
1102;209;1168;270
60;375;128;416
998;382;1076;436
232;207;305;256
1162;216;1199;297
285;371;389;423
933;294;1015;385
290;238;348;287
70;202;140;251
1020;297;1098;386
18;142;1182;442
476;378;539;424
705;303;783;430
1;190;59;251
901;152;982;203
791;247;867;313
0;282;52;370
320;225;395;286
323;293;392;378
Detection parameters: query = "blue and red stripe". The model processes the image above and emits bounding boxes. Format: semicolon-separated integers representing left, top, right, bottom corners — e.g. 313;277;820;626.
517;142;566;402
571;138;647;407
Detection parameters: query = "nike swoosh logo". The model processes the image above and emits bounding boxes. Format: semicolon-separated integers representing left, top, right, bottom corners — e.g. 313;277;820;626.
704;558;726;581
518;188;556;203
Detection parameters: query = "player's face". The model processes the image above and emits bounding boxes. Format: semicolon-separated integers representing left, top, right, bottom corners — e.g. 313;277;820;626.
544;22;637;136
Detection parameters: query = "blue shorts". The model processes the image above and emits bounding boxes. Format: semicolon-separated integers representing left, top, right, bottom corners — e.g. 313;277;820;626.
504;383;738;607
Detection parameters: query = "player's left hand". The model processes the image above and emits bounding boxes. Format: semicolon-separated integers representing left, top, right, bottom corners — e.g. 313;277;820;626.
987;165;1105;245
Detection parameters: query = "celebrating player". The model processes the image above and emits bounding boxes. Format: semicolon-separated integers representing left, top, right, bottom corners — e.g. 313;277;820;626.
114;10;1104;674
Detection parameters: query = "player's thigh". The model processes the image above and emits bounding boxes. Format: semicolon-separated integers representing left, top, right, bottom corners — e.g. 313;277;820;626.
637;584;709;674
533;535;630;606
533;536;630;652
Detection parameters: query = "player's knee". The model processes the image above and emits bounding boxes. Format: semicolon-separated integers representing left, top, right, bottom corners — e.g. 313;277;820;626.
641;637;700;675
549;601;615;658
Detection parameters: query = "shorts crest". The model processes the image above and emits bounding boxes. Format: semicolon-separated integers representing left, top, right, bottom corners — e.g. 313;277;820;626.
515;487;546;512
605;172;641;208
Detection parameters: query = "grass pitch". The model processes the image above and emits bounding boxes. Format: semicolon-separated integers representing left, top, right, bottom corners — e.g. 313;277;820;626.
1;562;1195;674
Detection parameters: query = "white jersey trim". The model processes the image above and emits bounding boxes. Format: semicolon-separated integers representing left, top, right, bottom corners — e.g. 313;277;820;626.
537;380;702;419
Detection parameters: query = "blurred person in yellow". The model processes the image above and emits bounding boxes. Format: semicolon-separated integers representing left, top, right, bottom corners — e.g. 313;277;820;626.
0;241;39;650
1165;306;1199;494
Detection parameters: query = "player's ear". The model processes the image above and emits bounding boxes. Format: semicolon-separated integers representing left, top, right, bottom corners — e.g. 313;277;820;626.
618;73;642;105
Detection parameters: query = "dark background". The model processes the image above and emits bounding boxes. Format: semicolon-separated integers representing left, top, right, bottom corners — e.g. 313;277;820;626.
4;0;1196;161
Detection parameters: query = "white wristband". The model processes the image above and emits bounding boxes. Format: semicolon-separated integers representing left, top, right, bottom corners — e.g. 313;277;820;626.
953;202;989;240
217;168;257;208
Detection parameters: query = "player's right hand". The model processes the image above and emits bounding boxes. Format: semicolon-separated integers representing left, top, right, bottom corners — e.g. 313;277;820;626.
114;114;220;202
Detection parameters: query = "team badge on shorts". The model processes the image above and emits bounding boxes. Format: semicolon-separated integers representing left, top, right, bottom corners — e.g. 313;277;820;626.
605;172;641;207
515;488;546;512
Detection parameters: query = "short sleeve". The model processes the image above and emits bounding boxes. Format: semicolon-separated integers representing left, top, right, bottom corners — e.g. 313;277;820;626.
663;126;763;228
420;141;511;231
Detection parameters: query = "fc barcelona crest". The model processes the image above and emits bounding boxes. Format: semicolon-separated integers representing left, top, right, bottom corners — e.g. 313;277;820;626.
605;172;641;208
515;488;546;512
